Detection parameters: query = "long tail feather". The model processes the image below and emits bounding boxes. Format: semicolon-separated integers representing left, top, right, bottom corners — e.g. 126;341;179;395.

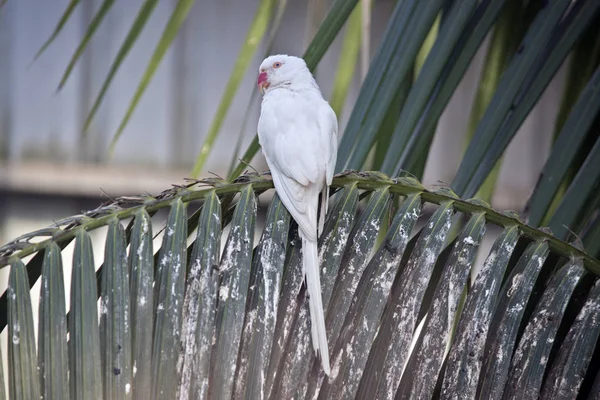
302;235;330;375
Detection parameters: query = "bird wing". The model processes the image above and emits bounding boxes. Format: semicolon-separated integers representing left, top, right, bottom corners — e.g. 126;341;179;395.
316;102;337;235
258;95;329;241
318;102;338;187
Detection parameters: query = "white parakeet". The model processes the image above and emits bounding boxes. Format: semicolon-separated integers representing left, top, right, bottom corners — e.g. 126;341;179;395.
257;54;337;375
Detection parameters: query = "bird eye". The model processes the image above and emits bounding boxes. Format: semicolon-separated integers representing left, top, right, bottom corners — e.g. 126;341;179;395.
273;62;282;69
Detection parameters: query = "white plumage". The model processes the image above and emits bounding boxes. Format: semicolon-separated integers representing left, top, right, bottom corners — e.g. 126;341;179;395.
257;54;337;375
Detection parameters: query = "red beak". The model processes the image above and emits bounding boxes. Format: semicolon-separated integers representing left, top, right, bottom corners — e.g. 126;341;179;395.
257;72;269;90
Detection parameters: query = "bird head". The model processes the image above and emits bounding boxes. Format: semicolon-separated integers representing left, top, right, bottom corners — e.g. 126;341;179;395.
257;55;312;94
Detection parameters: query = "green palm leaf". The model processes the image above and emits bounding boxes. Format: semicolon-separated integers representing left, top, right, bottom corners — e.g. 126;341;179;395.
378;0;478;175
190;0;277;177
33;0;80;61
69;231;102;399
100;221;132;398
128;210;154;400
109;0;196;156
453;0;600;197
328;4;362;117
459;0;528;202
38;243;69;400
527;65;600;227
84;0;159;133
57;0;116;91
151;199;187;399
7;260;40;400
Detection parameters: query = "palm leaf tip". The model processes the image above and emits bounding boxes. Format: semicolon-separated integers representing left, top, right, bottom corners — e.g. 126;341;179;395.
33;0;81;62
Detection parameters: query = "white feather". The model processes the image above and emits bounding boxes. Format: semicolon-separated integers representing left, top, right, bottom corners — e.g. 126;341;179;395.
257;54;337;375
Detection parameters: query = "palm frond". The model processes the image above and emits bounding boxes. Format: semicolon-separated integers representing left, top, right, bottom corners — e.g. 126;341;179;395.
100;221;131;397
83;0;159;133
38;243;68;399
328;3;362;117
190;0;277;178
463;0;528;202
338;0;436;171
152;199;188;398
7;260;40;399
527;65;600;227
453;0;600;197
548;136;600;239
1;171;599;398
69;230;102;399
128;209;154;399
33;0;80;61
379;0;478;175
57;0;116;91
109;0;196;156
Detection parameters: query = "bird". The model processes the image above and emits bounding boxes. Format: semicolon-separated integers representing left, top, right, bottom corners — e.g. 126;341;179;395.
256;54;337;375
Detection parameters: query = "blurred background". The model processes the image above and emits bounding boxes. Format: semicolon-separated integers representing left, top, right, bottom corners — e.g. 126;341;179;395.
0;0;567;248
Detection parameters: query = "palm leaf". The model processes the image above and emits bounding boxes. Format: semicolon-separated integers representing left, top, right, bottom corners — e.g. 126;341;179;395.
69;231;102;399
277;186;390;399
83;0;159;133
328;3;362;116
109;0;196;156
338;0;440;171
211;186;256;398
462;0;529;201
505;259;584;398
190;0;277;177
100;220;132;398
452;0;600;197
152;199;187;399
358;199;454;398
477;239;550;397
548;136;600;240
38;243;69;399
1;171;599;398
57;0;116;91
440;223;520;398
527;64;600;227
33;0;80;61
541;276;600;398
377;0;478;175
397;211;486;399
234;193;289;399
128;210;154;400
7;260;40;400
